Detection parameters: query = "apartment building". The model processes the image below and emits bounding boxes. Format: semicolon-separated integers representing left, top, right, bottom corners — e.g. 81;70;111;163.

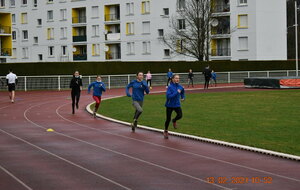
0;10;12;63
0;0;287;62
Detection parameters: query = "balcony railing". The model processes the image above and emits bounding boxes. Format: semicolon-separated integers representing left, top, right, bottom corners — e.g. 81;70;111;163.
211;27;230;35
0;25;11;34
72;16;86;24
106;33;121;41
73;54;87;60
73;35;87;42
211;48;231;56
212;4;230;13
104;14;120;21
0;48;12;56
106;52;121;60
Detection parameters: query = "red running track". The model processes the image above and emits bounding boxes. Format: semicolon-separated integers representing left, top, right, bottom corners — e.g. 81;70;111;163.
0;84;299;190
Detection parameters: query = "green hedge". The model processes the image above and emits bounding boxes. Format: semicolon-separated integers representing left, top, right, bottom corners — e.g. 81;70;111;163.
0;60;296;76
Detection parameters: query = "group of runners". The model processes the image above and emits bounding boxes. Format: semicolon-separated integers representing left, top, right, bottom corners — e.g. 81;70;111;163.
2;67;216;139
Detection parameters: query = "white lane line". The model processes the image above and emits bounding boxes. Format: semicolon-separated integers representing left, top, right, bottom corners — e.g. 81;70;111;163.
0;128;131;190
0;164;33;190
25;102;230;190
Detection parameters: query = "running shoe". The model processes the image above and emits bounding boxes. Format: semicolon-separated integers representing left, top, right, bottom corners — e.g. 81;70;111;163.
163;131;168;139
172;119;177;129
11;100;14;103
132;119;137;132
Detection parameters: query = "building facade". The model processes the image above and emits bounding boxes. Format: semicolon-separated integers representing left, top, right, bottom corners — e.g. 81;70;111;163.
0;10;12;63
0;0;287;63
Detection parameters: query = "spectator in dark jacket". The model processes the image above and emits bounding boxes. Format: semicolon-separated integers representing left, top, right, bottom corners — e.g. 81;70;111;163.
203;66;212;89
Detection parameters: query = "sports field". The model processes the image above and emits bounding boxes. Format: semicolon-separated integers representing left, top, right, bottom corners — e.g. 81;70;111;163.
97;90;300;156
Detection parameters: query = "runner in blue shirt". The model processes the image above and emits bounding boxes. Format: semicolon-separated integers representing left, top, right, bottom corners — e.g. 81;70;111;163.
126;72;150;132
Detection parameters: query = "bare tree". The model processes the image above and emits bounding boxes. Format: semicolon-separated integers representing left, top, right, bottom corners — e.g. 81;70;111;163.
163;0;211;61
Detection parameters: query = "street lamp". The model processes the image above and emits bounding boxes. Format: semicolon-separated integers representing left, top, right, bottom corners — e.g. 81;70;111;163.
295;1;299;76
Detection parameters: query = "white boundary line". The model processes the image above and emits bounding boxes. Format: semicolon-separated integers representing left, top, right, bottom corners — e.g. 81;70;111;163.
0;164;33;190
86;89;300;162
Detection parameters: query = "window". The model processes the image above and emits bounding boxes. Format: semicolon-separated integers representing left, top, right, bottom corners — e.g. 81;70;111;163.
22;30;28;40
60;27;67;39
33;36;38;44
176;39;185;52
92;44;100;56
12;31;16;40
92;6;99;18
37;19;42;26
10;0;15;7
239;36;248;50
177;0;185;10
126;2;134;15
163;8;169;16
48;46;54;57
33;0;37;7
178;19;186;30
164;49;170;57
141;1;150;14
92;25;99;37
47;10;54;21
142;21;150;34
126;22;134;35
47;28;54;40
127;42;135;55
12;48;17;58
60;9;67;21
0;0;5;7
38;54;43;61
12;14;16;24
142;41;151;54
21;13;28;24
238;14;248;28
158;29;164;37
22;47;28;59
61;46;67;56
21;0;27;6
239;0;247;5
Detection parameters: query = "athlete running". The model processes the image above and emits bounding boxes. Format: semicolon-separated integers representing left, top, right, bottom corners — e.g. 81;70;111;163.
69;71;83;114
164;74;185;139
126;72;150;132
88;76;106;118
6;69;18;103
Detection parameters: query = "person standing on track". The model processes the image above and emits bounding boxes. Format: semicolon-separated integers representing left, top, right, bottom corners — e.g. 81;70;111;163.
166;68;173;87
164;74;185;139
126;72;150;132
146;71;152;89
6;69;18;103
211;70;217;87
69;71;83;114
88;75;106;118
187;69;194;88
203;65;212;89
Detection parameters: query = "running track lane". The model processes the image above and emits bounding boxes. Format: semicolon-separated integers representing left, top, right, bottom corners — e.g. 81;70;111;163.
0;85;299;190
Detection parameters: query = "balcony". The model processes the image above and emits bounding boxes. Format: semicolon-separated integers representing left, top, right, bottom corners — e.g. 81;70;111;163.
73;54;87;61
73;35;87;42
0;25;11;34
106;33;120;41
0;48;12;56
106;52;121;60
212;4;230;13
72;16;86;24
211;48;231;56
105;14;120;22
211;27;230;35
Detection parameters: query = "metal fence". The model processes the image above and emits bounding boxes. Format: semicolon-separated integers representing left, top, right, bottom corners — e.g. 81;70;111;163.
0;70;298;91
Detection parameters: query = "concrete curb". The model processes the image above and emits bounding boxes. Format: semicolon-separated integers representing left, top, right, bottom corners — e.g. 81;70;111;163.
86;87;300;162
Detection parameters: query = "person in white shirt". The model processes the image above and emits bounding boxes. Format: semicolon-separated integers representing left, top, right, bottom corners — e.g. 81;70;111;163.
6;69;18;103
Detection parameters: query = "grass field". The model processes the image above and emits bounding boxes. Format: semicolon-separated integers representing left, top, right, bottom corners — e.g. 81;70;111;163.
94;90;300;156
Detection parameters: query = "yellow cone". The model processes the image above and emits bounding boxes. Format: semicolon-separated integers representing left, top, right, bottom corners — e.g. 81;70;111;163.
46;128;54;132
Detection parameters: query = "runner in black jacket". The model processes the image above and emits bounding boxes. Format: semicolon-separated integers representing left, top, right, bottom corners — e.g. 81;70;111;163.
203;66;212;89
70;71;83;114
